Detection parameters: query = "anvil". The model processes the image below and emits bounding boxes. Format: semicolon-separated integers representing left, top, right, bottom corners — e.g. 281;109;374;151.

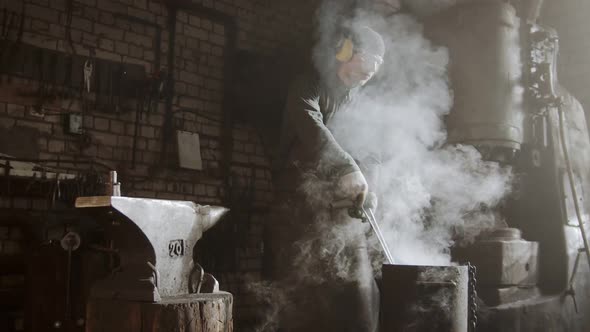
75;196;229;302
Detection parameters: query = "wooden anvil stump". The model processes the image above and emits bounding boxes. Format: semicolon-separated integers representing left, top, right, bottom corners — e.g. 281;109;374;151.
86;292;233;332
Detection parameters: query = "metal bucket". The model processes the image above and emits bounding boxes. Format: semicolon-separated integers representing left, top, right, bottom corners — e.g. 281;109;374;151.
381;264;469;332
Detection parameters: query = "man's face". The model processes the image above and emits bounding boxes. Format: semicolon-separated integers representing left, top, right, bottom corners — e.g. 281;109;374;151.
338;52;383;88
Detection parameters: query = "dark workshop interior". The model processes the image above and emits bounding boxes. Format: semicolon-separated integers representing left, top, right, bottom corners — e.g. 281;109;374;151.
0;0;590;331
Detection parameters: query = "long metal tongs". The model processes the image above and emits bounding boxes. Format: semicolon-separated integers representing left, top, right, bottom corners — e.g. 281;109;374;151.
360;207;395;264
331;198;395;264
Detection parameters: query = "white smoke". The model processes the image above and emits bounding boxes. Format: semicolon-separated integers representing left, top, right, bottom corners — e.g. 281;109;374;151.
403;0;462;17
326;10;514;266
251;1;516;330
245;280;288;332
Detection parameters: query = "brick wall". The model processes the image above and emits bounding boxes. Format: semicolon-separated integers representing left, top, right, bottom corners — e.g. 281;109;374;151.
0;0;319;330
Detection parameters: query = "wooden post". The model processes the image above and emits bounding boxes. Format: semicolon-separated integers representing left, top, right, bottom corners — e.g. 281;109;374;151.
85;292;233;332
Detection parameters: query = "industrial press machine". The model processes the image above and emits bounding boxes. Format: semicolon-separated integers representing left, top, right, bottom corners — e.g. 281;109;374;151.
379;1;590;331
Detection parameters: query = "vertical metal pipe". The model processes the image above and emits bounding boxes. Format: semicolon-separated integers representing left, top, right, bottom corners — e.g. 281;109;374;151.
558;107;590;269
160;6;177;164
220;20;237;201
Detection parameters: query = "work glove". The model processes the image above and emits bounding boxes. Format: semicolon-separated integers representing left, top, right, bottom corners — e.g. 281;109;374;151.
336;171;368;208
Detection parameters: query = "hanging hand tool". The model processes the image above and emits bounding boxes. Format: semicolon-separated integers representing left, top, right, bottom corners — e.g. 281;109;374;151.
83;59;93;93
80;58;94;114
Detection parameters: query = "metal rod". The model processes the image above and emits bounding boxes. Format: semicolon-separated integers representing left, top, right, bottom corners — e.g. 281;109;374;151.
160;6;176;164
131;89;142;169
568;248;583;287
362;207;395;264
65;247;72;320
558;106;590;269
0;156;113;171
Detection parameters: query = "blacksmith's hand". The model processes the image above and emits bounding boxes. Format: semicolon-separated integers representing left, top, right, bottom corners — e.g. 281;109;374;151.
336;171;368;208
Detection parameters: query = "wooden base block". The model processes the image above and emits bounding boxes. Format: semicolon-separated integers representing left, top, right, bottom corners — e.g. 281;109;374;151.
86;292;233;332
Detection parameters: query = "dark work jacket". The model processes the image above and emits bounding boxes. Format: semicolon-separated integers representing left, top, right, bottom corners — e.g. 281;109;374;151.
274;70;360;192
268;70;380;332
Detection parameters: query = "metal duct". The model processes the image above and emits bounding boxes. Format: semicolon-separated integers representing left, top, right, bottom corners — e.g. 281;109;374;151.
424;2;525;153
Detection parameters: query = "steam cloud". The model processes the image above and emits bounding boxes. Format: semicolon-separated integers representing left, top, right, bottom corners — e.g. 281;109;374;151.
327;5;513;266
250;1;515;330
